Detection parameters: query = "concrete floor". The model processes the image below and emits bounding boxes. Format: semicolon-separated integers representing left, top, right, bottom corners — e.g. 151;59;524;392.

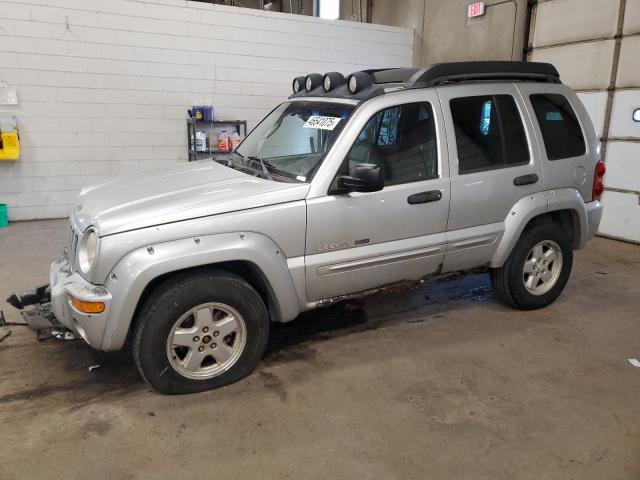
0;219;639;479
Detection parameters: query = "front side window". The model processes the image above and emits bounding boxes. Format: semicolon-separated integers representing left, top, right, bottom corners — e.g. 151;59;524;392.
530;94;586;160
345;102;438;186
450;95;530;174
227;101;355;183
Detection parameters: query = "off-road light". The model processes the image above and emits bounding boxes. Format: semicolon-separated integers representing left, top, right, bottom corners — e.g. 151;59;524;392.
292;76;305;94
346;72;373;95
348;75;357;93
323;72;346;92
304;73;323;92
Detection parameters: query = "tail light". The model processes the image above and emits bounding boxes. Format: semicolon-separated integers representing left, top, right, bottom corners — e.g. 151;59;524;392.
592;160;606;201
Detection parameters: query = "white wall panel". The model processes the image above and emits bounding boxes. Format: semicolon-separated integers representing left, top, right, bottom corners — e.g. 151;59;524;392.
576;91;608;138
530;0;640;243
533;0;619;47
616;35;640;88
604;142;640;192
531;40;615;90
623;0;640;34
609;90;640;138
0;0;414;220
599;190;640;242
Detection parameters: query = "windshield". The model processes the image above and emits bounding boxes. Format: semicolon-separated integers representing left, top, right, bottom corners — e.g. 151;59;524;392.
216;101;356;183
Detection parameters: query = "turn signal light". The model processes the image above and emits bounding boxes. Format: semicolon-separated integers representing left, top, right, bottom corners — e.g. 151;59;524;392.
69;295;105;314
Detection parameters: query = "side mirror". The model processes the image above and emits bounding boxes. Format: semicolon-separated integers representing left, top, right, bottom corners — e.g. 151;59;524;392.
336;163;384;193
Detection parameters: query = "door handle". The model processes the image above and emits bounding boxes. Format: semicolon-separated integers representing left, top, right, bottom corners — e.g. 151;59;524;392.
513;174;539;186
407;190;442;204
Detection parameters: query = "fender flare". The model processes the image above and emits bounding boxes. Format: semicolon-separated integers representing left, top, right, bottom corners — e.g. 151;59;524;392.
100;231;302;351
544;188;590;249
489;193;548;268
490;188;589;268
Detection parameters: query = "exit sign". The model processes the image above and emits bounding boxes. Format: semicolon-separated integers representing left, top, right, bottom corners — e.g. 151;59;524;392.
468;2;485;18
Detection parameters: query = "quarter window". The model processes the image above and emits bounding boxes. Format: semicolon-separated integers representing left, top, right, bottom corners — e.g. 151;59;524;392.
345;102;438;185
450;95;530;174
530;94;586;160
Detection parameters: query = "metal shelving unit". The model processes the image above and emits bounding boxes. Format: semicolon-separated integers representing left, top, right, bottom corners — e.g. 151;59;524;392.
187;119;248;161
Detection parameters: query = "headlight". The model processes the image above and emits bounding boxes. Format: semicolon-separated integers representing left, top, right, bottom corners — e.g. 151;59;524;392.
78;228;98;274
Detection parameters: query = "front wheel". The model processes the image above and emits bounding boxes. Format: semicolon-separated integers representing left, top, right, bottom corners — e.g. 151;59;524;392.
133;270;269;394
490;222;573;310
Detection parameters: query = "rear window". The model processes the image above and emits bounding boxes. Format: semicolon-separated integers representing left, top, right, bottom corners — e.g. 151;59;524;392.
530;94;586;160
450;95;530;174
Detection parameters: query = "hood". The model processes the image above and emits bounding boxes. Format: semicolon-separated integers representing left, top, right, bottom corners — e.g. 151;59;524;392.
73;161;309;236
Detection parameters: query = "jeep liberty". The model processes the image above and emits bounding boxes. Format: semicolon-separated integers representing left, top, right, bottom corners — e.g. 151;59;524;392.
8;62;604;394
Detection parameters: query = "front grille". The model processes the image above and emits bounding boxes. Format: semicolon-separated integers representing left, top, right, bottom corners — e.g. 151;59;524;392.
67;223;81;272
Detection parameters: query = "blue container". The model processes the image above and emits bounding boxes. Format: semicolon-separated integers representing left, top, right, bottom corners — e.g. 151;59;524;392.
203;105;214;122
192;105;204;121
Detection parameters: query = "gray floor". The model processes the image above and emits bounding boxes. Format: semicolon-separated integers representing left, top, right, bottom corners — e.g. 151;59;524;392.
1;219;639;479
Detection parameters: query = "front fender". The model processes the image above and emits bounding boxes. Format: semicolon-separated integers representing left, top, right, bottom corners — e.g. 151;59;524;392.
100;232;302;351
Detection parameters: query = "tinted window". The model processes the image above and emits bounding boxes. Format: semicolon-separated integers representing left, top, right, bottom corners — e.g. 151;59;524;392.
345;102;438;185
530;94;586;160
450;95;530;174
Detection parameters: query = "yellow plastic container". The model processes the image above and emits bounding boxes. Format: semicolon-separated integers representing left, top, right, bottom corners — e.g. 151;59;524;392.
0;132;20;160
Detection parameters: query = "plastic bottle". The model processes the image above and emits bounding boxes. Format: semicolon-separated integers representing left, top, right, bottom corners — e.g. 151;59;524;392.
195;131;207;152
202;100;213;122
218;131;229;152
230;131;242;151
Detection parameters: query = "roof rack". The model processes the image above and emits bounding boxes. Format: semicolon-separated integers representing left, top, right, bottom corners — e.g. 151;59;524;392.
406;61;561;87
361;68;419;84
288;61;561;102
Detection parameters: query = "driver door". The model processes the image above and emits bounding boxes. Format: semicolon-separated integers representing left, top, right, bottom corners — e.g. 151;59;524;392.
304;97;450;301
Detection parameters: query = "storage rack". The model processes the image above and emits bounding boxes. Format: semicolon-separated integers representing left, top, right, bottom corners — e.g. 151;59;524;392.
187;119;248;161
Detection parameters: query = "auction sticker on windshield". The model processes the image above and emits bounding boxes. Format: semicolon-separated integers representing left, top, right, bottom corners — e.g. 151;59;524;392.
303;116;342;130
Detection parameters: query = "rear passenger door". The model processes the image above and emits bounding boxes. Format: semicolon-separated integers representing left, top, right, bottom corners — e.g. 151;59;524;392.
437;83;542;272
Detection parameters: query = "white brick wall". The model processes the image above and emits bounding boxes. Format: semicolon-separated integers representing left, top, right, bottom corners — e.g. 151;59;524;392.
0;0;414;220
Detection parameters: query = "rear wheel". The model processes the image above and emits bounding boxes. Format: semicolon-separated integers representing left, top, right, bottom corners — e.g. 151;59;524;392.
133;269;269;394
490;222;573;310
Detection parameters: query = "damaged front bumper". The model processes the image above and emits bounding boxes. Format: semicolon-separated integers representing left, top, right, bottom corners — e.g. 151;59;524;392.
6;256;112;348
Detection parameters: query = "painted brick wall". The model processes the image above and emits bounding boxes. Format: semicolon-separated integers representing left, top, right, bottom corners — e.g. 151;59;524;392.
0;0;413;220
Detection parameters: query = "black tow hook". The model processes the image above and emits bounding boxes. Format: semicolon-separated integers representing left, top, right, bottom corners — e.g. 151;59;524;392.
6;284;51;310
0;310;26;328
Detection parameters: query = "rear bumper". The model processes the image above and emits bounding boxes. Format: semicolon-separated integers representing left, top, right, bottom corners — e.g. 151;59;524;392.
584;200;603;243
48;256;112;349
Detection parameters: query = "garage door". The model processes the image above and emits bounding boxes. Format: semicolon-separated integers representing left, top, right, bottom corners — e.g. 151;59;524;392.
527;0;640;243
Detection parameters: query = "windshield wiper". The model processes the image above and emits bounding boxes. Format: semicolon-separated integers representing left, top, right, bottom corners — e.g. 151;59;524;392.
226;151;273;181
246;156;273;181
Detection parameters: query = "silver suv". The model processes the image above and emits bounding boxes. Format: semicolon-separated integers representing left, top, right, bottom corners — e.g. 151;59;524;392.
8;62;604;394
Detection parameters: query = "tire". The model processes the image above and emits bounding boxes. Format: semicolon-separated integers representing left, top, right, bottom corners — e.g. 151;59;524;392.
133;269;269;394
490;222;573;310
